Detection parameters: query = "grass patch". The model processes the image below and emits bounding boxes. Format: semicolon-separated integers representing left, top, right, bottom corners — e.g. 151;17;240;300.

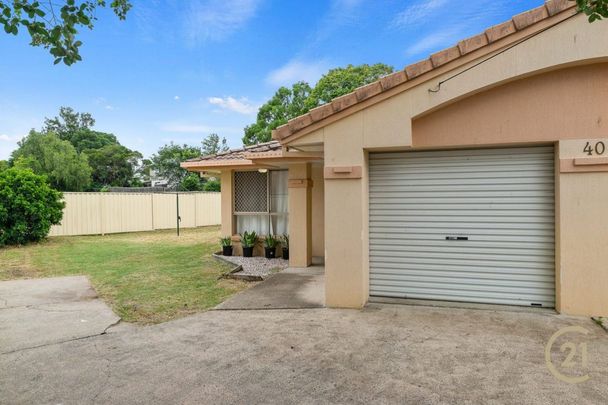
0;226;251;324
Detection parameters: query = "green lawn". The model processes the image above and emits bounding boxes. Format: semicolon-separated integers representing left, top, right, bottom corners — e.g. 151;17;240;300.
0;226;251;324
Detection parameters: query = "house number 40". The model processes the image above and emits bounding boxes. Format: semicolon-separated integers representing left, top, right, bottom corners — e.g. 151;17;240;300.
583;141;606;156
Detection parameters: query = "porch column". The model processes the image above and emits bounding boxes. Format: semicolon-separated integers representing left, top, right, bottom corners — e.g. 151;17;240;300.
220;170;234;236
288;163;312;267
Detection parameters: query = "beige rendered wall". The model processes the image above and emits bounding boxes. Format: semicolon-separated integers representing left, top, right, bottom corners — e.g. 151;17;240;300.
288;163;313;267
413;63;608;148
220;170;234;237
556;139;608;316
311;164;325;258
323;114;369;308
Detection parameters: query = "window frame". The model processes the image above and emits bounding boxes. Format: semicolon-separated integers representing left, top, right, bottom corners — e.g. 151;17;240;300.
233;169;288;235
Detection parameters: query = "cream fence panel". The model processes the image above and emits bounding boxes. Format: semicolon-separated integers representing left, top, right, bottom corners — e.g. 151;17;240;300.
49;192;221;236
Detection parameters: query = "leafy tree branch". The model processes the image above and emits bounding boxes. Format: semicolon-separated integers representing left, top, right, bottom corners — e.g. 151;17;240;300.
0;0;131;65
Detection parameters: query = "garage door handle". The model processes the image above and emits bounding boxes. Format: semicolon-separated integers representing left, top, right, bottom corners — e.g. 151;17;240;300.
446;236;468;241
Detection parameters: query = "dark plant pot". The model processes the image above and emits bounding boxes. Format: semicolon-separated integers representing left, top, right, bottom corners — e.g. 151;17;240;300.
282;248;289;260
264;247;276;259
222;246;233;256
243;246;254;257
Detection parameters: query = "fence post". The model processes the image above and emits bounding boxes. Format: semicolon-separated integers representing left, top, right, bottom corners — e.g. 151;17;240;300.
99;193;105;236
176;193;181;236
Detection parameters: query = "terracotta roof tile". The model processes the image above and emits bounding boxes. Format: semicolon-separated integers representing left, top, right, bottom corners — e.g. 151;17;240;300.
512;5;550;30
485;20;517;43
431;46;461;68
273;124;292;139
546;0;573;16
309;103;335;121
405;59;433;79
458;32;489;55
288;113;313;132
379;70;408;90
332;92;358;112
355;81;383;102
272;1;578;141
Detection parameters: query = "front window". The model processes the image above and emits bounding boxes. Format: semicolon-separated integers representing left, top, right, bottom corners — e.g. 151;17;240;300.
234;170;288;235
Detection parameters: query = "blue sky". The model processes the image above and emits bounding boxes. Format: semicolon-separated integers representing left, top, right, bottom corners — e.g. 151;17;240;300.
0;0;543;160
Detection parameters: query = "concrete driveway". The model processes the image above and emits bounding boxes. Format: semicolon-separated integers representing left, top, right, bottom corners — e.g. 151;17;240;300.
216;266;325;310
1;298;607;404
0;276;120;354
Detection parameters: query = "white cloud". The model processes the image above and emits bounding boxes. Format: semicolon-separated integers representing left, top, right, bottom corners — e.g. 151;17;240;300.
208;96;256;115
174;96;180;101
266;59;331;87
0;134;12;142
391;0;448;29
396;0;516;58
185;0;262;44
404;28;462;57
95;97;115;111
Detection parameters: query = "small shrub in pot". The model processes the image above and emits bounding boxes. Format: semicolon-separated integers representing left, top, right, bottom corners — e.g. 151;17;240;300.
240;231;257;257
264;234;278;259
281;234;289;260
220;236;232;256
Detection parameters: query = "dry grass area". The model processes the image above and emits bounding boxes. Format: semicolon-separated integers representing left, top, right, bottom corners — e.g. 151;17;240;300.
0;226;252;324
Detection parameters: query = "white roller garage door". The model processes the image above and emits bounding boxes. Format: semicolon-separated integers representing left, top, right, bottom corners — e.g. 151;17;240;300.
369;146;555;307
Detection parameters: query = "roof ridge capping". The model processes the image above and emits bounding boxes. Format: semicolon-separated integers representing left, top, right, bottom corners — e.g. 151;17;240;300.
272;0;576;141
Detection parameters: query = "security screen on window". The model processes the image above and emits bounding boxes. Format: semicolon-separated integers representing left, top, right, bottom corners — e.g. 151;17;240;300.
234;170;288;235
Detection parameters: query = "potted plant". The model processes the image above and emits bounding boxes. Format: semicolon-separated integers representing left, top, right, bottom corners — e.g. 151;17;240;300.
281;234;289;260
220;236;232;256
240;231;257;257
264;234;278;259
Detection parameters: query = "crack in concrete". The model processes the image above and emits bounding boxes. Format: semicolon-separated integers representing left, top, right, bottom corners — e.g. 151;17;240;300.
24;305;87;313
102;318;122;334
1;318;122;356
90;339;113;403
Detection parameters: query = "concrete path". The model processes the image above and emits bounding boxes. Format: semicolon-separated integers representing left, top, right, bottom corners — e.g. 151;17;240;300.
1;304;607;404
215;266;325;310
0;276;120;354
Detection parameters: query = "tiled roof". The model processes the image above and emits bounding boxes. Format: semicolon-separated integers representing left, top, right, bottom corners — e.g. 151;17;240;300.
186;141;282;162
272;0;577;141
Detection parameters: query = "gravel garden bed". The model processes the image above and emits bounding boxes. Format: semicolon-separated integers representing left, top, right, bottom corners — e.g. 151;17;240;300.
213;254;289;281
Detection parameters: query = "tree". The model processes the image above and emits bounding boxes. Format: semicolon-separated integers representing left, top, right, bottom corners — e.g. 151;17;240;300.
305;63;394;109
577;0;608;21
11;130;91;191
242;64;394;145
0;0;132;65
180;173;204;191
0;160;8;171
0;167;64;246
151;143;202;189
202;179;221;192
43;106;95;140
243;81;312;145
201;133;229;156
84;143;142;188
42;107;142;189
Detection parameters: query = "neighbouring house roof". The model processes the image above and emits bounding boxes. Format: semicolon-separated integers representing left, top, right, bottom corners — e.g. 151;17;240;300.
180;141;282;169
180;140;322;170
271;0;577;143
190;141;282;162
